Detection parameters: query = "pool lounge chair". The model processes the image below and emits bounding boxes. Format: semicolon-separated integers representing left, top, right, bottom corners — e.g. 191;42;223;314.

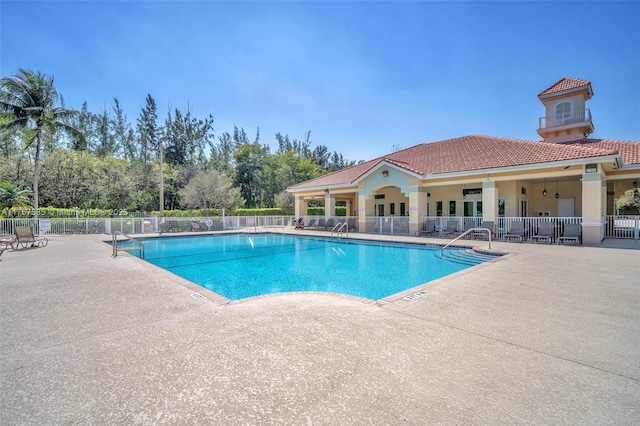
504;221;526;242
189;221;205;232
441;219;459;238
559;223;581;245
417;219;437;237
324;218;335;231
471;221;494;240
304;218;317;230
14;226;48;248
166;220;182;232
316;218;325;230
457;219;476;238
531;222;555;244
347;217;358;232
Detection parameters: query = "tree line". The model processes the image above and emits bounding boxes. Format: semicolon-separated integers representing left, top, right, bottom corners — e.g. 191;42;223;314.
0;69;360;216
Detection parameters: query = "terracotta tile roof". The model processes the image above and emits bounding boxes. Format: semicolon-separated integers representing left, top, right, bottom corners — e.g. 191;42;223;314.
555;138;640;165
287;134;632;191
538;77;591;96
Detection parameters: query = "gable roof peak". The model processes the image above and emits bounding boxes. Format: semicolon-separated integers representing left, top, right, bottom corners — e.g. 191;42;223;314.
538;77;592;98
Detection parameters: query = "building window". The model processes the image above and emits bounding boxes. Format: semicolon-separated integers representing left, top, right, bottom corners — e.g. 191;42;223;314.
449;201;456;216
498;198;505;217
400;202;406;216
555;102;571;124
436;201;443;216
390;203;395;215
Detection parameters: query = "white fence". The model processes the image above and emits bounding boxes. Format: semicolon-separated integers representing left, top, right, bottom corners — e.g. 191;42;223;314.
1;215;638;240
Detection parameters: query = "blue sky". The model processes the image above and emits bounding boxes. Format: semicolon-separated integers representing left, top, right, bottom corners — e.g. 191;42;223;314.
1;1;639;161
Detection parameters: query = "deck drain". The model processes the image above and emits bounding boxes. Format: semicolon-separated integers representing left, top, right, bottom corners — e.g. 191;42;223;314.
402;291;425;301
190;292;204;299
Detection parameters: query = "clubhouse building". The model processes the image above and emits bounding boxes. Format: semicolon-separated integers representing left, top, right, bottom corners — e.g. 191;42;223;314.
287;78;640;245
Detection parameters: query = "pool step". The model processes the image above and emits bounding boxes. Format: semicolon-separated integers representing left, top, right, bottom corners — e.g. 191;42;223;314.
439;248;499;265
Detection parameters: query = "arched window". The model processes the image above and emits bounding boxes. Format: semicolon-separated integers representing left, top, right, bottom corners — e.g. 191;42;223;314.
555;102;572;124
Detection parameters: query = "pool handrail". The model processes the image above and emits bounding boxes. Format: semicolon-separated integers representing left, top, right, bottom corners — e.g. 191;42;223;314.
330;222;348;238
112;231;145;259
440;227;492;256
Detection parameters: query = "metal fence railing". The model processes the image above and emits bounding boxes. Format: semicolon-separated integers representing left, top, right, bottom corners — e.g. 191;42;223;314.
1;215;638;240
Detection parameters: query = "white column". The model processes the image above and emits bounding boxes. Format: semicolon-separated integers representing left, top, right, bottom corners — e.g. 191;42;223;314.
409;186;428;236
294;195;307;218
581;173;604;245
482;180;497;222
325;192;335;219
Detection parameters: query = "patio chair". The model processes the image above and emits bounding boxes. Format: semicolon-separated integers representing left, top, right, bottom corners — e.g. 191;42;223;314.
189;221;205;232
347;217;358;232
304;218;317;230
504;221;526;242
316;218;325;230
165;220;182;232
441;219;459;238
14;226;48;248
559;223;581;245
531;222;555;244
417;219;437;237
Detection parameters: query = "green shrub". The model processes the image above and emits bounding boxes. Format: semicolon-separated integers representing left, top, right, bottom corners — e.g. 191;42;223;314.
234;208;284;216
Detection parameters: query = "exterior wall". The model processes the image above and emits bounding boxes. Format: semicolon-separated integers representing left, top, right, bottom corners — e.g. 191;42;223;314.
542;93;586;118
497;181;519;217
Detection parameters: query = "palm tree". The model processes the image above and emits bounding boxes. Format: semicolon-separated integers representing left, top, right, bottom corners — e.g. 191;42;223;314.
0;180;33;211
0;68;83;221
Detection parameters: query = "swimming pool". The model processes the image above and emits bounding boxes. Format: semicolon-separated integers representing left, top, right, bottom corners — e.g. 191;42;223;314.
124;233;492;301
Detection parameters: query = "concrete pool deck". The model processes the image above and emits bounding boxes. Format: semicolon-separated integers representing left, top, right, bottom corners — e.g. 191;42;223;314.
0;231;638;425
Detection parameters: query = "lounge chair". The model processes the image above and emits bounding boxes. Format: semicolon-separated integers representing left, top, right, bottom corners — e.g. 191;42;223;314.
14;226;48;248
504;221;526;242
417;219;437;237
316;218;325;230
166;220;182;232
441;219;459;237
347;217;358;232
324;218;335;231
0;235;15;251
457;219;476;238
471;221;494;240
304;218;317;230
559;223;581;245
531;222;555;244
189;221;205;232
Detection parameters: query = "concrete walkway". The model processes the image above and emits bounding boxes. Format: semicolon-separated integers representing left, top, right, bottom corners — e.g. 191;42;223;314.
0;232;638;425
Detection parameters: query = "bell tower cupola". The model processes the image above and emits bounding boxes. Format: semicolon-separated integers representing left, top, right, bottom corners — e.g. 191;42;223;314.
537;77;595;143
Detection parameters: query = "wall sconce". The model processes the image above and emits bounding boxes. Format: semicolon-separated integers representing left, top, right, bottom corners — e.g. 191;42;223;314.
382;170;389;177
555;179;559;199
324;189;329;194
427;192;431;198
543;178;547;196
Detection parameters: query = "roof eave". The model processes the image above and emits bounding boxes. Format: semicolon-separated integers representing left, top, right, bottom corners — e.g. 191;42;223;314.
422;155;621;179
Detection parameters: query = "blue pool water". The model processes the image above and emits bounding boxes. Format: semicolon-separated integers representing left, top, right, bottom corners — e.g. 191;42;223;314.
125;234;483;300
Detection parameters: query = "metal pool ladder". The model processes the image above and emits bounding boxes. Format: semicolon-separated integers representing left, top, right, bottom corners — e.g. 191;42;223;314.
330;222;348;238
112;231;145;259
